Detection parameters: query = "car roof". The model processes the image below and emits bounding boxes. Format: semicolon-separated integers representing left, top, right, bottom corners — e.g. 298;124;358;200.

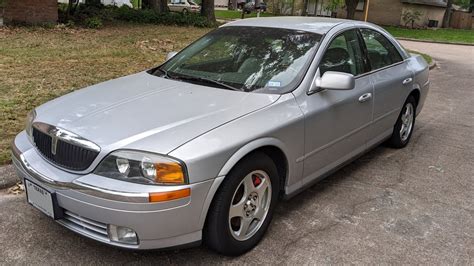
222;17;352;35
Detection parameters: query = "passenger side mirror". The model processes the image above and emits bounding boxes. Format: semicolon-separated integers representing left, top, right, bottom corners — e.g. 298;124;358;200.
317;71;355;91
166;51;178;61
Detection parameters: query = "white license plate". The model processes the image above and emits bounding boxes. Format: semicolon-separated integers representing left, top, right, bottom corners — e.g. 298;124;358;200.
25;179;55;219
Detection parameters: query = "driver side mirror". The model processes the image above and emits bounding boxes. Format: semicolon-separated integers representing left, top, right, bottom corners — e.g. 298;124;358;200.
310;70;355;93
166;51;178;61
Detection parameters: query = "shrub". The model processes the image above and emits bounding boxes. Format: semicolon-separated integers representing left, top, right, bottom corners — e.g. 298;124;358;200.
402;9;423;29
84;17;103;28
62;4;215;28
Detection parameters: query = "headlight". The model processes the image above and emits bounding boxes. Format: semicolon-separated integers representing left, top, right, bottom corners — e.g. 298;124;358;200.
25;109;36;142
94;150;187;185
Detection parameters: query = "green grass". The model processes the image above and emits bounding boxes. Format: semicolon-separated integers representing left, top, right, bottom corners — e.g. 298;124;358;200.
384;26;474;44
0;24;211;165
215;10;274;20
407;49;433;64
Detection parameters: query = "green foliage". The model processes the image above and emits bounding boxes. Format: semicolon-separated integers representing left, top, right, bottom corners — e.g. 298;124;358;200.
85;17;103;28
384;26;474;44
61;4;215;28
325;0;344;11
401;9;422;29
214;10;274;19
454;0;472;10
113;6;214;27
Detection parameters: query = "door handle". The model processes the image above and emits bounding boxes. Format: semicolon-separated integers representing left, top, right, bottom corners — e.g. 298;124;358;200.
358;93;372;103
402;78;413;85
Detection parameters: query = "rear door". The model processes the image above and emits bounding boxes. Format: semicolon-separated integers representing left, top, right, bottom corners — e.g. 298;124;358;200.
359;28;413;147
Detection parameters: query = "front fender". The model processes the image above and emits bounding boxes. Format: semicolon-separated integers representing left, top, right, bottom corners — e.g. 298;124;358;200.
197;137;291;229
217;137;289;176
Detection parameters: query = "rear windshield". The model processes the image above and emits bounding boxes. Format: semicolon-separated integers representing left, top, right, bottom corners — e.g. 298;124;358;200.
156;26;322;94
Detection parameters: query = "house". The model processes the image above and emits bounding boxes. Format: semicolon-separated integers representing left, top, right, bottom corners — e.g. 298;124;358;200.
336;0;447;28
2;0;58;24
268;0;449;28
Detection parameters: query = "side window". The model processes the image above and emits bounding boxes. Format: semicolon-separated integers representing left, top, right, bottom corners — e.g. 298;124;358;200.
320;30;365;76
360;28;403;70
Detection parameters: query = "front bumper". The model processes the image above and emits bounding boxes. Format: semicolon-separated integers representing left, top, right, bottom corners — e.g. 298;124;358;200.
12;131;216;249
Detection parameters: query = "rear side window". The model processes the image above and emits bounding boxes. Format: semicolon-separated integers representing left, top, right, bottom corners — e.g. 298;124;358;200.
360;29;403;70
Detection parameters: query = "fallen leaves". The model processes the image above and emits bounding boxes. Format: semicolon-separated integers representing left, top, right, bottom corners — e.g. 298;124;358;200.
136;38;175;52
7;182;24;195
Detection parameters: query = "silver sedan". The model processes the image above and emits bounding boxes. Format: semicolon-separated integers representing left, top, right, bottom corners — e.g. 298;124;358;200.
12;17;429;256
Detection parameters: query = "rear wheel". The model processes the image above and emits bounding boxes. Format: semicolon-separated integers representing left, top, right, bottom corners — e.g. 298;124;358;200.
204;152;279;256
182;8;188;14
387;96;416;148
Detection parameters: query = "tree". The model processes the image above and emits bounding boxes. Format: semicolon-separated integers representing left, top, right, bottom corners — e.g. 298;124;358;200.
401;9;422;29
302;0;308;15
344;0;359;19
454;0;473;10
201;0;215;23
442;0;453;28
145;0;168;12
326;0;358;19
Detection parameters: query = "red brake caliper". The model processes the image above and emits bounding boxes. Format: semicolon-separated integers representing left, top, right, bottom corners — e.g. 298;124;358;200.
252;174;262;186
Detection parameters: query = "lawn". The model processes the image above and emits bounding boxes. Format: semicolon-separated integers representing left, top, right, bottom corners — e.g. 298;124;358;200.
407;49;433;64
215;10;274;20
384;26;474;44
0;24;211;165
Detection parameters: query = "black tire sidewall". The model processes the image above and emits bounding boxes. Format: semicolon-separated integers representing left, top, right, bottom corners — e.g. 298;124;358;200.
204;152;280;256
389;96;417;148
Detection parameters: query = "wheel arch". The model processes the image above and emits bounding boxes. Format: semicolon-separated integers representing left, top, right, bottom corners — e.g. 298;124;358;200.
198;137;290;229
409;87;421;108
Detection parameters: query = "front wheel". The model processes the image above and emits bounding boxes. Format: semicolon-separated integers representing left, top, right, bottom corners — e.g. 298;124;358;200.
387;96;416;148
204;152;280;256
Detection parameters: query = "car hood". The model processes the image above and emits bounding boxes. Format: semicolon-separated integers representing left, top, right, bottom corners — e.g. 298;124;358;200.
35;72;280;154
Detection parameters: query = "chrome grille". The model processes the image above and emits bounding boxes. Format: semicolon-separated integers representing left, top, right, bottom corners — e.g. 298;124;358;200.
32;128;99;171
60;211;109;241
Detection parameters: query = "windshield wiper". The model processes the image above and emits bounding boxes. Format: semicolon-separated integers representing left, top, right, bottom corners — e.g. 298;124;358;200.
154;67;173;79
172;73;241;91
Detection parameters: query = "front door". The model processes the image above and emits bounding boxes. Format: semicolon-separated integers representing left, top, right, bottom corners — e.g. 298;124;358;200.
298;29;373;185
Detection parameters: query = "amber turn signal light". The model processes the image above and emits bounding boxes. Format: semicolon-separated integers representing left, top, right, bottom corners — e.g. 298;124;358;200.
155;162;185;184
149;188;191;203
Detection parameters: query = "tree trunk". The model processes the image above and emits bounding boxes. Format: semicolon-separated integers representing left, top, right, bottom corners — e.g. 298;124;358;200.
66;0;75;17
442;0;453;28
146;0;167;12
229;0;237;10
201;0;216;22
302;0;309;16
345;0;359;19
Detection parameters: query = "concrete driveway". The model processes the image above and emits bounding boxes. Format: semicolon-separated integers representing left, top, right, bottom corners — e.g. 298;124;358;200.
1;41;473;264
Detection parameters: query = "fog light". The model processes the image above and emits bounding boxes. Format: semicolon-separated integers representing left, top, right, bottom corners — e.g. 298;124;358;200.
107;225;138;245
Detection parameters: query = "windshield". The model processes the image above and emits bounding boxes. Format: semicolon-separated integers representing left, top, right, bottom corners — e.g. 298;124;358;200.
157;26;322;94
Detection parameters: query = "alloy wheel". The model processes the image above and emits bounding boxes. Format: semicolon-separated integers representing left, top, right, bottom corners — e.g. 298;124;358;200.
228;170;272;241
400;102;414;142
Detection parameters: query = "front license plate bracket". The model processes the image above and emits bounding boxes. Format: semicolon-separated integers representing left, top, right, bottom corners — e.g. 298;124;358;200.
25;179;63;220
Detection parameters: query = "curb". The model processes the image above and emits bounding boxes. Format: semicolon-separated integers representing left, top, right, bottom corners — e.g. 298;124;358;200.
396;37;474;47
0;165;20;189
429;60;437;70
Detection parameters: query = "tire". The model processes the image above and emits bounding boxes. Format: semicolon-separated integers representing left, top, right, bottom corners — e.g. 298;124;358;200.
387;95;416;148
182;8;188;14
204;152;280;256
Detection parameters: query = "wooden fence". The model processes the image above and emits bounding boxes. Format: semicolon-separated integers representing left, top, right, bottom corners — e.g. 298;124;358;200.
450;10;472;29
